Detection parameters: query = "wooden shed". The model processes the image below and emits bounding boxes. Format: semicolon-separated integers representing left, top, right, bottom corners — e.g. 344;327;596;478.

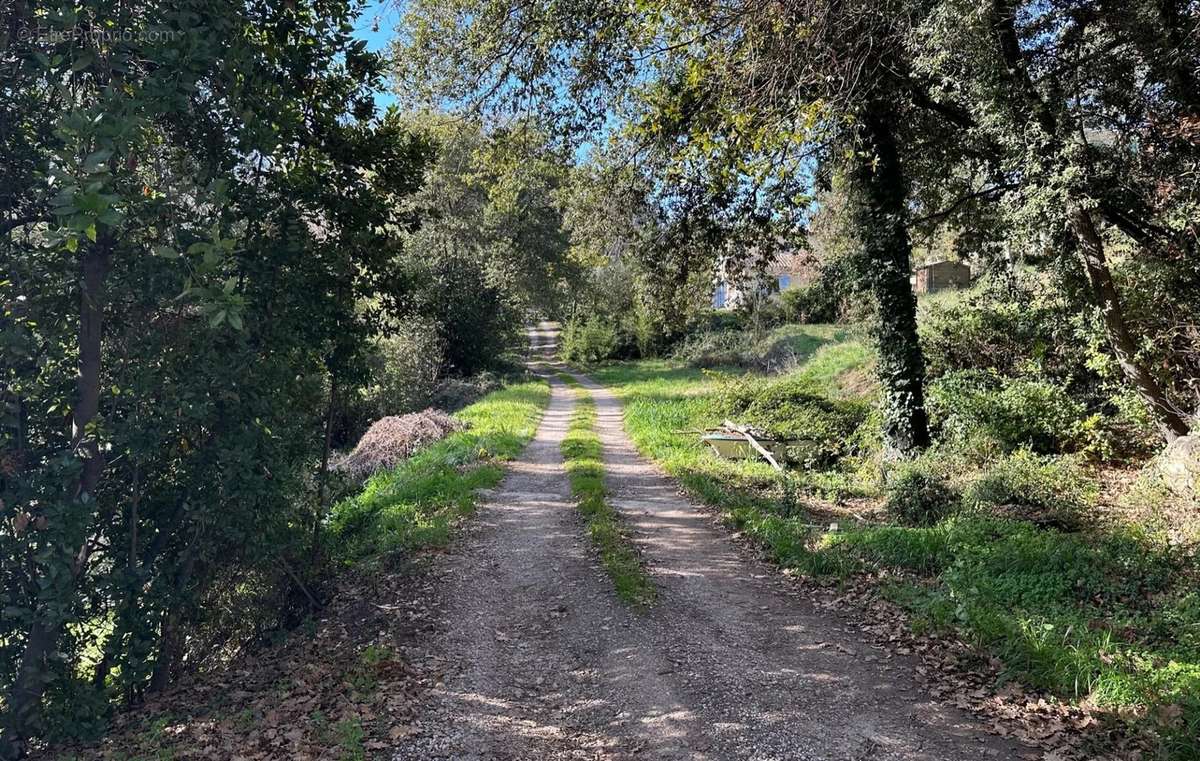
913;260;972;294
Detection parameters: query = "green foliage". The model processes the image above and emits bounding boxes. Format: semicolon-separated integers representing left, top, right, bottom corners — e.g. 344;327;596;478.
796;512;1200;754
919;277;1162;461
670;329;756;368
559;318;619;363
336;321;446;446
779;247;866;325
710;373;872;467
407;250;523;377
401;114;578;320
328;381;548;562
919;276;1089;385
780;285;841;325
560;382;655;607
668;323;870;379
885;465;959;527
962;450;1097;530
333;718;365;761
0;0;434;749
928;370;1088;455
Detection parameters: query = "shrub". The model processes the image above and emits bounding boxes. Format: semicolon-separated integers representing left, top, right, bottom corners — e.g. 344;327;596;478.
886;464;960;527
711;373;872;467
560;317;619;363
962;449;1097;529
779;249;866;324
919;275;1089;383
781;282;842;324
671;329;754;368
430;370;506;412
369;323;444;411
336;323;445;446
418;252;524;376
928;370;1088;455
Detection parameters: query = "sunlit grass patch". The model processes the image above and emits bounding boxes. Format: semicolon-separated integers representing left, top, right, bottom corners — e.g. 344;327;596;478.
328;380;549;563
560;380;655;608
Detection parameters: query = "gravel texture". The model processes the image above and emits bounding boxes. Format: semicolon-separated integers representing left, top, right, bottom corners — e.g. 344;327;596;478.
392;325;1022;760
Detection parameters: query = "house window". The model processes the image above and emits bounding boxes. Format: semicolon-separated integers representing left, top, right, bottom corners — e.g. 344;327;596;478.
713;282;727;308
777;274;791;290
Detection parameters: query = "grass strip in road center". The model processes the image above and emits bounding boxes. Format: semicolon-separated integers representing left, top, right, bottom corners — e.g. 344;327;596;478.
559;375;656;608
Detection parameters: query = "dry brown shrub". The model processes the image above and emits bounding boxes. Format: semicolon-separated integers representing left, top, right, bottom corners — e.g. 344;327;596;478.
335;409;467;480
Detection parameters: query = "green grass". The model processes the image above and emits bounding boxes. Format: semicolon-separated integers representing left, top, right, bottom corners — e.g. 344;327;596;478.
328;380;549;562
819;519;1200;755
559;378;656;608
592;328;1200;758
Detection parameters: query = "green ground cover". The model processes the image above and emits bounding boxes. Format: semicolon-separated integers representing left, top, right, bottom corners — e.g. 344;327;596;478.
559;375;656;607
328;380;550;563
589;328;1200;758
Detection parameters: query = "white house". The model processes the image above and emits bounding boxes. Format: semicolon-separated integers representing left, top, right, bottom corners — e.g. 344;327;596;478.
712;251;815;309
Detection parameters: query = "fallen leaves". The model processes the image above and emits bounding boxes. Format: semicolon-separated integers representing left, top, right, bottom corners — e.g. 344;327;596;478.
806;572;1156;761
36;568;445;761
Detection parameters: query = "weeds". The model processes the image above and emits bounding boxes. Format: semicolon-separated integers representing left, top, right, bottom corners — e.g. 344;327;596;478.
328;381;549;563
334;718;365;761
559;377;656;608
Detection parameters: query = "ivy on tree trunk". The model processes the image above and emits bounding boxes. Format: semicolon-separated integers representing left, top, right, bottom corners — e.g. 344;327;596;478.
844;106;931;459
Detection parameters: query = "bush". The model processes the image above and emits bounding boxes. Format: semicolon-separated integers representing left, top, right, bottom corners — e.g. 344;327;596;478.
416;251;523;376
962;449;1097;529
560;317;620;363
711;373;872;467
671;324;864;375
928;370;1088;455
335;323;445;447
920;275;1089;383
671;329;754;368
779;249;866;324
919;273;1167;462
886;464;960;527
429;370;506;412
368;322;444;411
781;282;842;324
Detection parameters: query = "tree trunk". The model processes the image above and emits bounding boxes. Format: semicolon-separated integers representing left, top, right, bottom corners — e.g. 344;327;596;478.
149;542;199;694
845;106;931;458
1;241;110;760
1067;206;1190;441
990;0;1190;443
312;374;338;564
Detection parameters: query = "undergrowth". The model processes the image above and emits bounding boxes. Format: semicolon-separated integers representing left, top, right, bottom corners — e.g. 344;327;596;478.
591;343;1200;759
328;380;549;563
559;375;656;608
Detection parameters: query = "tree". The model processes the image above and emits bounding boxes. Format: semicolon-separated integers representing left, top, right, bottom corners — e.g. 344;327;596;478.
394;0;1018;455
912;0;1198;441
395;113;581;373
1;2;429;754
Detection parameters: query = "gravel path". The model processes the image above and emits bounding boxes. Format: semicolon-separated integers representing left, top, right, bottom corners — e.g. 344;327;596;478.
393;326;1022;760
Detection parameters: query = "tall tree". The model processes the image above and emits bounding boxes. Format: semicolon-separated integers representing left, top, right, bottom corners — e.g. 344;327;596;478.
913;0;1198;441
395;0;1008;455
1;1;428;754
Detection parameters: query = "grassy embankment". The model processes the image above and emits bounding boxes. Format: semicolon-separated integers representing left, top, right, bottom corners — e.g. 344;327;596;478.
559;374;656;607
329;380;550;562
590;323;1199;757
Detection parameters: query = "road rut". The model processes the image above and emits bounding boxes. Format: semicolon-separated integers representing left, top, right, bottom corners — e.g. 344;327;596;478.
394;330;1020;760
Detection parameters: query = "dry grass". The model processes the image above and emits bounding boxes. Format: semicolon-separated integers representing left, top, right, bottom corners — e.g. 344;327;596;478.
335;409;467;480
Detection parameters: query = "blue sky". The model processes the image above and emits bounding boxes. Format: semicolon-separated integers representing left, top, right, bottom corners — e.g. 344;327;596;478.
353;0;401;111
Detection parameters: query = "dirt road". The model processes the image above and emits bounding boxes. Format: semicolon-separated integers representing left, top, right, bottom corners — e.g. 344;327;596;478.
393;325;1019;760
